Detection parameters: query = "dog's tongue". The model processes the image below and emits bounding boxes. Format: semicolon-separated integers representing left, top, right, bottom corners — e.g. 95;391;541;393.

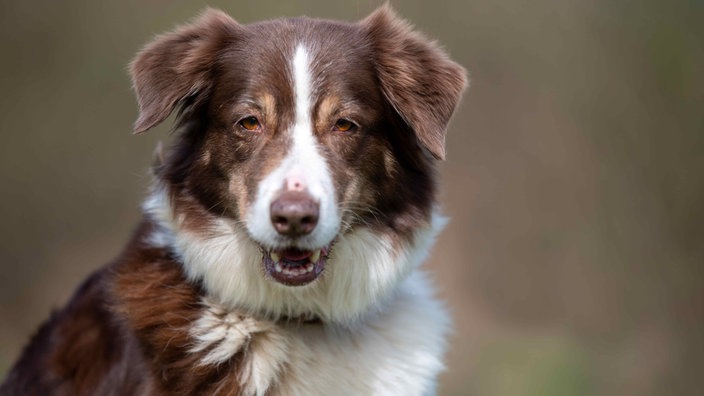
279;248;312;261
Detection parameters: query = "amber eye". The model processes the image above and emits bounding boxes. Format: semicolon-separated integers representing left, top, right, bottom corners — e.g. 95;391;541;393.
238;116;261;131
333;119;356;132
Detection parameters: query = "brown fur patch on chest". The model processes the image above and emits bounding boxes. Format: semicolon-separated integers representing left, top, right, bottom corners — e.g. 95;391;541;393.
111;226;290;395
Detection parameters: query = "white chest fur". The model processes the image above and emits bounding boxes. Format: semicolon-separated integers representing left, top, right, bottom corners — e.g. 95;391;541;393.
190;271;449;396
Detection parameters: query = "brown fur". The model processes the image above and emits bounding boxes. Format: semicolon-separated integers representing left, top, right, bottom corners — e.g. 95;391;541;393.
110;223;246;395
1;222;261;395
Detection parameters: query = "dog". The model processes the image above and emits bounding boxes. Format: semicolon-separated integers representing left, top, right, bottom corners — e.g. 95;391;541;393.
1;5;466;395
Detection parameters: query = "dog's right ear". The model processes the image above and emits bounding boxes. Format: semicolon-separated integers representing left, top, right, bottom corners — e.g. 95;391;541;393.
130;9;241;134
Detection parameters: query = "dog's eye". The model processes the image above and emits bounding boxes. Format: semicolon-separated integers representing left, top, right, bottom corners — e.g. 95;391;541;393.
333;119;357;132
238;116;261;131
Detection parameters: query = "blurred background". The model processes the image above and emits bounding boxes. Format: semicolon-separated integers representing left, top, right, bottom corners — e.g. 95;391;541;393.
1;0;702;395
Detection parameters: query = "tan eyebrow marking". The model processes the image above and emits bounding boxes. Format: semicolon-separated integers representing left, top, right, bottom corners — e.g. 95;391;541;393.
259;92;277;122
316;95;340;131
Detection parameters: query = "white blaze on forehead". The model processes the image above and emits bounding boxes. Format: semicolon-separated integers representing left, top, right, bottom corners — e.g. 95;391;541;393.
246;44;339;249
293;45;312;128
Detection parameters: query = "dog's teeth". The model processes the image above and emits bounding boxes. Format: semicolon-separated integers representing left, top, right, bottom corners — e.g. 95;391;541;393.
275;263;283;273
271;252;281;263
310;250;321;263
305;263;314;273
288;268;299;276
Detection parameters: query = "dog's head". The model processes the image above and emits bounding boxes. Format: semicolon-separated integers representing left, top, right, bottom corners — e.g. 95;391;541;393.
133;6;466;324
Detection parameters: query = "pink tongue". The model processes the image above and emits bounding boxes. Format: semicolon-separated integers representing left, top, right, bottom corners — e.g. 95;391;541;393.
280;248;312;261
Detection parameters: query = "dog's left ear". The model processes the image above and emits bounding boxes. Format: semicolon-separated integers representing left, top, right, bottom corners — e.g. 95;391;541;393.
361;5;468;160
130;9;241;133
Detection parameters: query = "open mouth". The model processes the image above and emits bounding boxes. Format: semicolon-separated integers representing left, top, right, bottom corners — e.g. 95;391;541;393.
262;246;330;286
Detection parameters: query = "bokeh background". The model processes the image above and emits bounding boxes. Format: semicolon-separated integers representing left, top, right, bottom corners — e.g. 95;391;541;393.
1;1;702;395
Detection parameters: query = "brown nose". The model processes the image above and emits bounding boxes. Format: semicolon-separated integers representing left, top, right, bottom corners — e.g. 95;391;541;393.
270;191;319;237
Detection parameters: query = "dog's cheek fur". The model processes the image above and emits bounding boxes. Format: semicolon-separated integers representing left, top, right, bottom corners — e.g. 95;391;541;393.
178;41;301;225
321;114;436;244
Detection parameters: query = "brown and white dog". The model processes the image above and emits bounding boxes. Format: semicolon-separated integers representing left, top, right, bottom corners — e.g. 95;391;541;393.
1;6;466;396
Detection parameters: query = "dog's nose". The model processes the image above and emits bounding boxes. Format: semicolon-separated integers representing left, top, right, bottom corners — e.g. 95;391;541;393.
270;191;319;237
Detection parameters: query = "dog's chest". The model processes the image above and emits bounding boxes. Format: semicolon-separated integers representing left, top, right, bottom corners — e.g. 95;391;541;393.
190;273;447;396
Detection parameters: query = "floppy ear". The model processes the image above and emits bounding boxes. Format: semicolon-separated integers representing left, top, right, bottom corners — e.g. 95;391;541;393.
361;5;468;160
130;9;241;133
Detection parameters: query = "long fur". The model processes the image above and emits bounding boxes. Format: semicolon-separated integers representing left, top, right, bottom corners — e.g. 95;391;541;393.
1;5;466;396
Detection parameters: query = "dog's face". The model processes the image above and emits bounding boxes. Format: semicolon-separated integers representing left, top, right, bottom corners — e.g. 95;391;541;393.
134;7;466;323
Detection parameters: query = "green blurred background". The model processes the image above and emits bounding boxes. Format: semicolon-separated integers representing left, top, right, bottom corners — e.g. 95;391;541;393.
1;1;702;395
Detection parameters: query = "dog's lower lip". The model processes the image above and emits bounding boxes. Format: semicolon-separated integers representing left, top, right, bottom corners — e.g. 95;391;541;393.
263;247;329;286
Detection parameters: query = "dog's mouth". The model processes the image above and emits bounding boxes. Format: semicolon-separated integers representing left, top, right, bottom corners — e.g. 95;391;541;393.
262;246;330;286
